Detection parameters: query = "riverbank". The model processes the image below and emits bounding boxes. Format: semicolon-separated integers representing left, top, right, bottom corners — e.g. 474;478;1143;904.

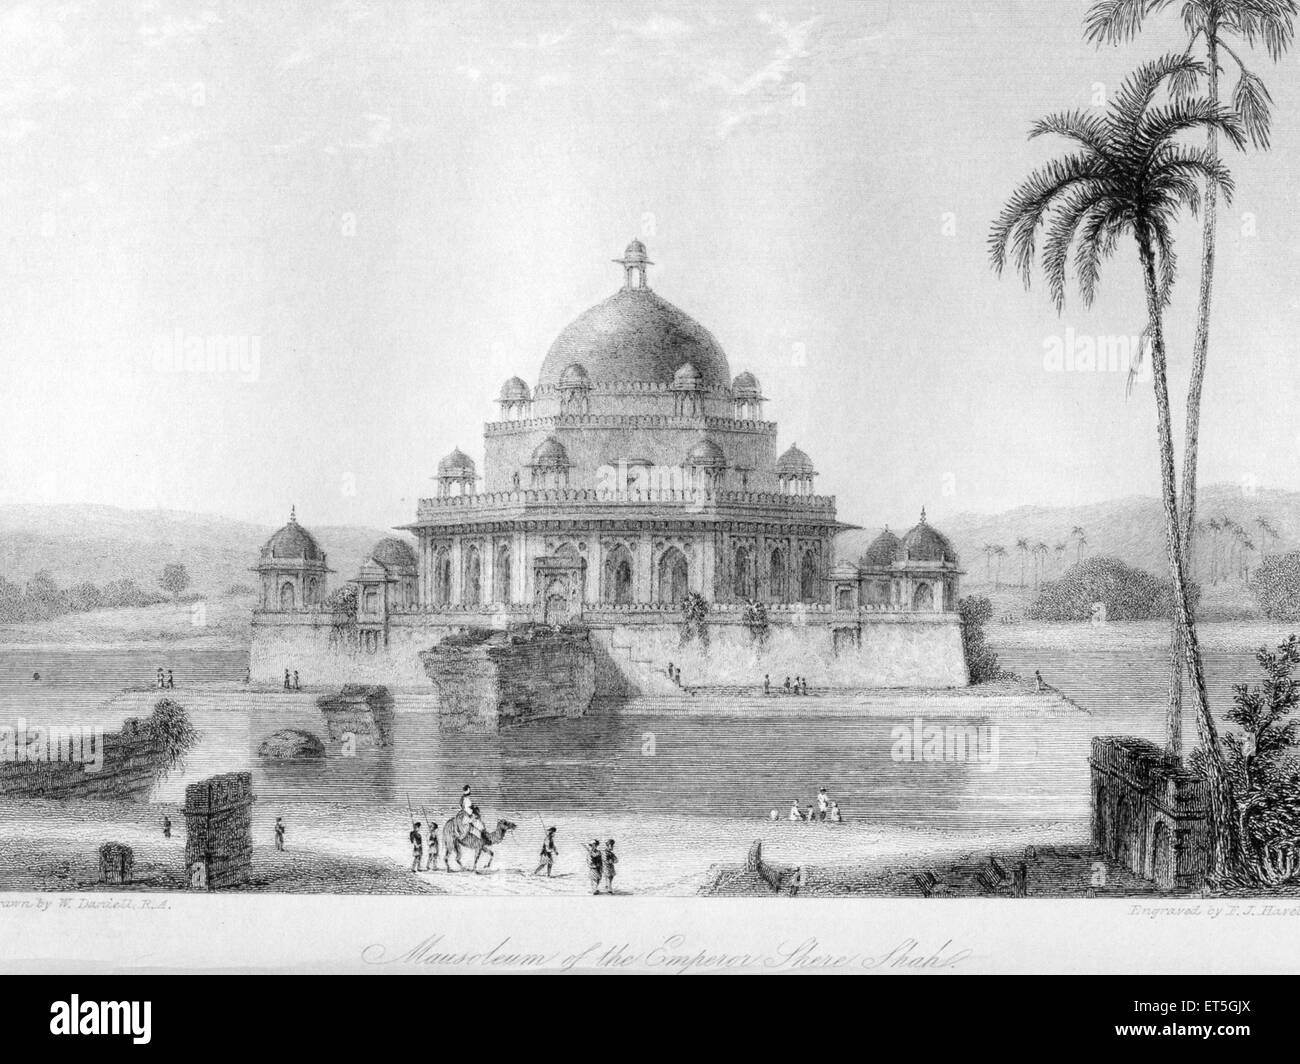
0;597;253;651
0;797;1086;896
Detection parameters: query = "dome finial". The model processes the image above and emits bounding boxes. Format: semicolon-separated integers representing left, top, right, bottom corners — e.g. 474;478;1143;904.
613;238;653;291
289;504;297;523
920;506;927;524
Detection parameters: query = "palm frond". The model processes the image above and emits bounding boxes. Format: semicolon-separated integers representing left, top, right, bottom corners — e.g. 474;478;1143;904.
1084;0;1160;44
1029;109;1113;155
1226;0;1298;62
988;153;1107;283
1109;53;1207;141
1133;96;1247;161
1073;198;1127;306
1232;66;1276;148
1042;187;1114;309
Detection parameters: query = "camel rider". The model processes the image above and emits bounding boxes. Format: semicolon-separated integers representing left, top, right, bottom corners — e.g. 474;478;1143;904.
457;785;485;841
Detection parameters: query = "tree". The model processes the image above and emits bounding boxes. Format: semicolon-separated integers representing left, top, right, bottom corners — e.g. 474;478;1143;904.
159;563;190;601
990;53;1246;878
23;570;65;621
1071;525;1089;563
982;542;995;583
67;581;103;613
1087;0;1296;770
1054;541;1068;572
1034;541;1051;588
1205;636;1300;884
1015;537;1030;587
992;544;1007;589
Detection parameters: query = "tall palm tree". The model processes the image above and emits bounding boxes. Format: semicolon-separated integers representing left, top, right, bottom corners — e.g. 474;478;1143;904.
992;544;1007;589
983;543;995;584
1016;537;1030;587
990;53;1245;878
1055;541;1069;571
1086;0;1296;760
1071;525;1088;563
1035;541;1051;588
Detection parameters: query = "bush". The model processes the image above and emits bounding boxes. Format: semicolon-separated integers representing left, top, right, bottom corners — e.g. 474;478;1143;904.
1252;553;1300;622
1026;556;1197;622
958;595;1009;683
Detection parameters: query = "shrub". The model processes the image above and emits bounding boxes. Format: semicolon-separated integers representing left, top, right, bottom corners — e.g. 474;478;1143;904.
957;595;1009;683
1026;555;1197;622
1251;552;1300;622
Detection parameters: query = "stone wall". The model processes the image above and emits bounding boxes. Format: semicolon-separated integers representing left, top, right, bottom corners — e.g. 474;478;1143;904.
0;710;166;801
1090;735;1210;891
251;609;968;697
421;627;595;731
184;771;255;890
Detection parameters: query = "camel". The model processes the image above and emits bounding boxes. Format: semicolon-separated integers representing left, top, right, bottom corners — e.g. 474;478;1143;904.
441;816;518;872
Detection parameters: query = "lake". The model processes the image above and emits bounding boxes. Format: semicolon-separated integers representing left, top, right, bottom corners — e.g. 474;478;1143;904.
0;638;1270;830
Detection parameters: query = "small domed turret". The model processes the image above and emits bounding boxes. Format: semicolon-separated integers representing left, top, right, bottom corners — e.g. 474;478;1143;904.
859;528;901;569
685;437;726;468
530;436;571;470
899;509;958;564
499;376;531;402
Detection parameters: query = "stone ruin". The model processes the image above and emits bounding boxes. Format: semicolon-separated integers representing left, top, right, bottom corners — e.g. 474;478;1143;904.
184;771;255;890
1090;735;1210;892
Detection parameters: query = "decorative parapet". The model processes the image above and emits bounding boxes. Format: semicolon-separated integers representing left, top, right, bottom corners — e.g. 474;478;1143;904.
484;412;777;433
412;487;838;522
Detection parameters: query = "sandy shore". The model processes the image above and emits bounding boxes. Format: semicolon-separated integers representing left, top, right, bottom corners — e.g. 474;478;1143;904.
0;798;1086;896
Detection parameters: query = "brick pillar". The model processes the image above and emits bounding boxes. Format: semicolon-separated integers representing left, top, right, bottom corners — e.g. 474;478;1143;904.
185;772;254;890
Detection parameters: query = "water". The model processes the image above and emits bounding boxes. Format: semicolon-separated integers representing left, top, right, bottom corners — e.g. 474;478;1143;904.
0;641;1268;829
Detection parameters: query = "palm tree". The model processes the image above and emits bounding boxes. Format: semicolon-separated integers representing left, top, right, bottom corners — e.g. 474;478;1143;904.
982;543;995;584
1055;541;1068;571
1016;537;1030;587
1255;515;1278;558
1071;525;1088;563
1034;541;1051;588
990;53;1245;878
992;544;1007;589
1086;0;1296;781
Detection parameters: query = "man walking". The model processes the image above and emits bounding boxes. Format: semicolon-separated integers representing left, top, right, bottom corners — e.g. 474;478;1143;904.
586;839;603;895
409;821;424;873
274;817;285;851
534;826;559;877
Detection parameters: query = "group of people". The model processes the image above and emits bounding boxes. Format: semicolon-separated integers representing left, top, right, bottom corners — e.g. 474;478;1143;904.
282;669;302;691
585;837;618;895
154;667;176;690
664;661;684;686
779;787;843;824
763;674;810;695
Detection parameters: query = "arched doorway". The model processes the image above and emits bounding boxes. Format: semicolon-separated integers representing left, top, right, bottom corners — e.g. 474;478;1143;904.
734;546;753;599
799;551;817;601
657;547;689;605
604;544;634;604
279;582;295;610
912;582;934;611
305;577;319;606
544;578;570;626
464;547;482;605
434;549;451;606
769;547;787;602
495;545;512;604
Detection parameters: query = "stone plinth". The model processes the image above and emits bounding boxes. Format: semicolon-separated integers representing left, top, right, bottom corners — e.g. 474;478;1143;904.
421;624;595;731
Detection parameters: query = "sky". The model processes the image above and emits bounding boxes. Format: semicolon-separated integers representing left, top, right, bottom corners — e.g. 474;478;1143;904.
2;0;1299;534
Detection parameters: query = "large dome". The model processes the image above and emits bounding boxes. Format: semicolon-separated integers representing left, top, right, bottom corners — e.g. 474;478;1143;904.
538;288;731;388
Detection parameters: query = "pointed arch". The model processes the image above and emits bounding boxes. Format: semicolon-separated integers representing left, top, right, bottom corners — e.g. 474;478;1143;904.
799;551;817;602
604;543;635;605
657;547;689;605
494;543;512;604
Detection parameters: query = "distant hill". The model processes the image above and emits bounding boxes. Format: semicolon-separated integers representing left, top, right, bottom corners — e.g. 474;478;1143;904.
836;483;1300;587
2;484;1296;600
0;504;403;595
